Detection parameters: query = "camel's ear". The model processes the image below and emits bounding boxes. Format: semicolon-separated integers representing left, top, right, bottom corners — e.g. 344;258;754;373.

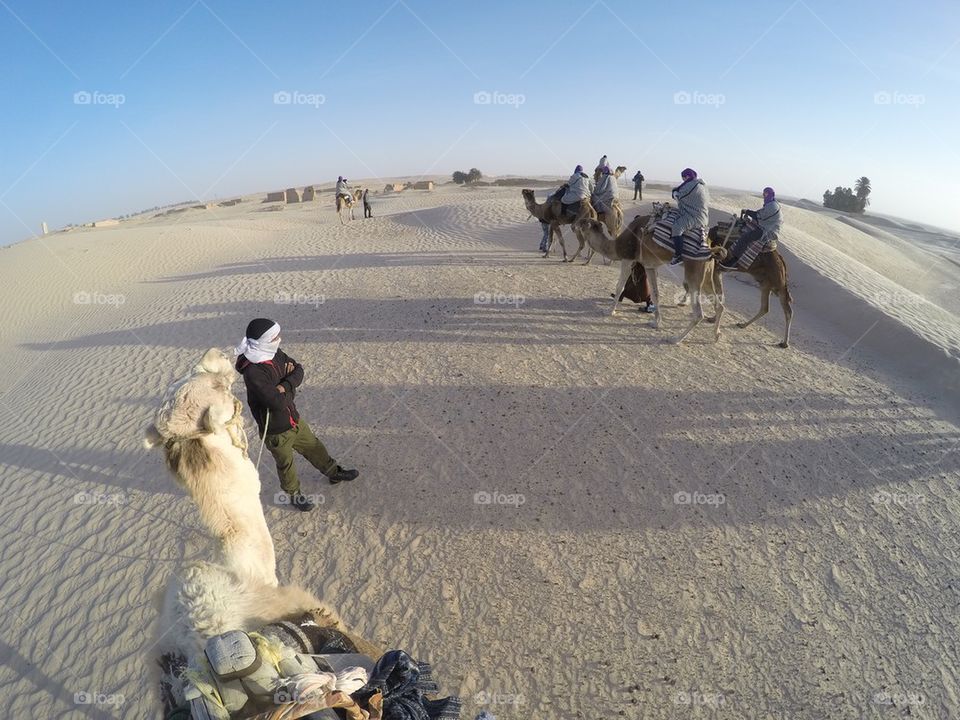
143;423;163;449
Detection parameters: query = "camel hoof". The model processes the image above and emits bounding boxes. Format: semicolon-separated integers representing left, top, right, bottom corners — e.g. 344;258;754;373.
778;341;789;349
736;322;747;329
705;315;717;324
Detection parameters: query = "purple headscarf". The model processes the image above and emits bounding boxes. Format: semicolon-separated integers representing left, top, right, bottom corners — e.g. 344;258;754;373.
681;168;697;181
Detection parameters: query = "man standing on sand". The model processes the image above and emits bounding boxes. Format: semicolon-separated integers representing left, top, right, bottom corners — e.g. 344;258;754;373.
235;318;359;512
632;170;644;200
362;188;372;218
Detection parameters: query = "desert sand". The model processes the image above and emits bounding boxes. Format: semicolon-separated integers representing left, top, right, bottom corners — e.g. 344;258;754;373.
0;181;958;718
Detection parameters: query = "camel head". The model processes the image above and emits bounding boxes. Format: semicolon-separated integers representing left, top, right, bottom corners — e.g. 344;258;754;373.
521;188;537;209
574;217;608;242
144;348;247;473
614;166;627;178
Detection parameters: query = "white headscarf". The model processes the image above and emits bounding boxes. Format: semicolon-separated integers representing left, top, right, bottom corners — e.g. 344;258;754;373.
235;322;281;363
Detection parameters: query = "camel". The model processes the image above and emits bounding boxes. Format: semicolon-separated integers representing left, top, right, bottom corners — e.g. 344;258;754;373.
146;350;381;680
144;348;278;587
576;211;727;344
706;219;794;348
336;188;363;224
521;188;597;262
584;166;628;265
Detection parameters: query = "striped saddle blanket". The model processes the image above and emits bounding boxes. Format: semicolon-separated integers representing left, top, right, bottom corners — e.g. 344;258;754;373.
651;208;712;261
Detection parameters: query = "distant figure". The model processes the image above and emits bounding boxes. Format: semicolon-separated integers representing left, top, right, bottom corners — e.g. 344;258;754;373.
594;154;610;182
632;170;645;200
669;168;710;265
335;176;352;203
362;189;372;218
720;186;782;270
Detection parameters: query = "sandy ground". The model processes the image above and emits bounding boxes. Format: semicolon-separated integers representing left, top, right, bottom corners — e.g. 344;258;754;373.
0;183;958;719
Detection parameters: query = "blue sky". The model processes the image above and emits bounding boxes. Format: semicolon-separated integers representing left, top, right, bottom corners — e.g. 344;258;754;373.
1;0;958;245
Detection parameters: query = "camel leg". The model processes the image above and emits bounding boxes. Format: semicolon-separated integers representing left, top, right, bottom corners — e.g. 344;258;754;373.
584;247;594;265
568;224;586;263
674;266;705;344
710;267;724;342
738;287;771;330
647;265;661;329
611;260;632;315
779;289;793;348
678;283;689;306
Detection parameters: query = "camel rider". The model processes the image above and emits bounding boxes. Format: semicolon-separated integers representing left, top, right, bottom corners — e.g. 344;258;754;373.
592;166;618;215
560;165;593;218
720;186;782;270
336;176;351;201
669;168;710;265
595;154;610;177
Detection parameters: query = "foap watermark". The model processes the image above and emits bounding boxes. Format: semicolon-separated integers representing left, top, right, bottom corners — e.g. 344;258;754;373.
873;690;925;707
273;90;326;108
275;492;325;507
871;289;924;307
872;490;925;507
473;90;525;108
474;291;525;307
674;691;726;709
74;691;125;707
274;290;326;307
673;90;725;108
73;90;125;108
474;490;526;507
874;91;925;107
674;490;726;506
73;290;125;307
475;690;526;706
74;491;126;506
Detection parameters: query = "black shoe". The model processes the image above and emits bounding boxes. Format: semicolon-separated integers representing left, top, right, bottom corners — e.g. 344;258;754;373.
291;493;315;512
328;466;359;484
669;255;683;266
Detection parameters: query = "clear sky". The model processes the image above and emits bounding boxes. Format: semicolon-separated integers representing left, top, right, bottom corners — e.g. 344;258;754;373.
1;0;958;245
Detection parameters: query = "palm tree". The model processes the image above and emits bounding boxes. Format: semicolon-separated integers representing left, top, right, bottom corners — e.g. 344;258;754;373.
855;176;871;209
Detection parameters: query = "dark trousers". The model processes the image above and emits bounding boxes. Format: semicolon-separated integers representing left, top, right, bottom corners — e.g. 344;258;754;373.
729;227;763;262
633;185;642;200
363;203;372;218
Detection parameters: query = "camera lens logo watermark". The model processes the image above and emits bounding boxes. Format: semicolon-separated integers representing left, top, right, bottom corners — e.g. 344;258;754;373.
73;290;125;307
874;91;924;107
674;490;726;506
872;490;925;507
273;90;326;108
474;490;525;507
274;291;325;307
473;90;525;108
674;691;725;708
474;291;525;307
873;691;924;706
673;90;725;108
74;492;126;506
73;90;125;108
475;690;525;706
275;492;325;506
74;691;125;706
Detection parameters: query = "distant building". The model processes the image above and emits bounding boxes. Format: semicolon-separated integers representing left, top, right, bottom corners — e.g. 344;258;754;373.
411;181;434;190
383;182;407;193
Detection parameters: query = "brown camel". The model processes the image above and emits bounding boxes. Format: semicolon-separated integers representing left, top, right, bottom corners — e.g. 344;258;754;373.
521;188;597;262
576;213;726;344
706;219;794;348
336;188;364;224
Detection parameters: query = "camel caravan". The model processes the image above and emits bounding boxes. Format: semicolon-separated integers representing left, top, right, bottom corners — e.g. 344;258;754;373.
523;158;794;347
145;349;460;719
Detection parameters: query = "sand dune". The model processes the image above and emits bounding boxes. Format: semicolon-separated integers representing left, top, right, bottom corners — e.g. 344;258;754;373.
0;184;958;718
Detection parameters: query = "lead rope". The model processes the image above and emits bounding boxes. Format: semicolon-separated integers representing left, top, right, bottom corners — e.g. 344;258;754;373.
256;409;270;470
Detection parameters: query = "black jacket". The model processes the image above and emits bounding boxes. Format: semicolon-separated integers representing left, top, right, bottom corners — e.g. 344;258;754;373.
236;348;304;436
